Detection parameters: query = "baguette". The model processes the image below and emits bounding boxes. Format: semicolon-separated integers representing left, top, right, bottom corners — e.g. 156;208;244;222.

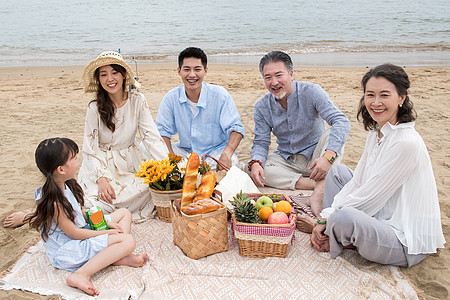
192;170;216;202
182;199;221;215
181;152;200;209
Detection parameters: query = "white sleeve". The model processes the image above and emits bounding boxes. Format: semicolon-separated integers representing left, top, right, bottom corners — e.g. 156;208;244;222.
137;94;169;161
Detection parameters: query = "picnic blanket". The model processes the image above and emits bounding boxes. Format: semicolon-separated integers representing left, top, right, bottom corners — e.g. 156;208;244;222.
1;192;418;299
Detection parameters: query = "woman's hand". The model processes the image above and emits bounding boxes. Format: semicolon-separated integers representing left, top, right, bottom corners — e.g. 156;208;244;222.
310;222;330;252
97;177;116;204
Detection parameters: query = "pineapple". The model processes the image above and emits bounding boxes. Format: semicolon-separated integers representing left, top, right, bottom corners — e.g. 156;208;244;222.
230;191;260;224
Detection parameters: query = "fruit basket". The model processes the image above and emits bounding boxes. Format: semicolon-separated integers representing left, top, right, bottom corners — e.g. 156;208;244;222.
231;193;296;258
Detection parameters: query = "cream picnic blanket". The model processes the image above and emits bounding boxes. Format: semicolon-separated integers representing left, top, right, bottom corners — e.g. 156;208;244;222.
1;215;417;299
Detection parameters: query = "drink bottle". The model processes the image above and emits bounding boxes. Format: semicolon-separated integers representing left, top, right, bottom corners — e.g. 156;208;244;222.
86;206;109;230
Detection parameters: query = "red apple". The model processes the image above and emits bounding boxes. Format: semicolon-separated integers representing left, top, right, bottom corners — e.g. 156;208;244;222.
267;211;289;224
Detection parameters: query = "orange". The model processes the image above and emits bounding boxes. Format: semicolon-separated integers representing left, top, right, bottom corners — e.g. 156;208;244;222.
258;206;273;222
274;200;292;215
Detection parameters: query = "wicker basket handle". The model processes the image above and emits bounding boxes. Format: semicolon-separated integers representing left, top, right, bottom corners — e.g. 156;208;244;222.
202;154;230;171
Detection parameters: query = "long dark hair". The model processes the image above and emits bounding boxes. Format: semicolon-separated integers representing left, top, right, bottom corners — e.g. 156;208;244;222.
357;63;416;131
28;138;84;241
91;64;127;132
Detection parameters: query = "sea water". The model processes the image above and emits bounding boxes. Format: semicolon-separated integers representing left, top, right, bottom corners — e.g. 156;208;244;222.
0;0;449;66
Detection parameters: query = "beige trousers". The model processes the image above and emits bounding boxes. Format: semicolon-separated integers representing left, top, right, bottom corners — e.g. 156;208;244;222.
256;128;343;190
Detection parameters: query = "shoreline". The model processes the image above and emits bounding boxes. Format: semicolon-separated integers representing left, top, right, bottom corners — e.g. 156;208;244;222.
2;50;450;68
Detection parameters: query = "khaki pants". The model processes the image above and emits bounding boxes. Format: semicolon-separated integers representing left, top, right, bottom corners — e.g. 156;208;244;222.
254;128;343;190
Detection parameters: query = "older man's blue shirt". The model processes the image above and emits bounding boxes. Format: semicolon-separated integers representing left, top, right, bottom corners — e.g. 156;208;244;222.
251;81;350;165
156;82;245;158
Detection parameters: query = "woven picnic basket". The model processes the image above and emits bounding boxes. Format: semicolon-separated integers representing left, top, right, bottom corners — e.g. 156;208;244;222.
232;193;296;258
171;196;229;259
150;188;182;223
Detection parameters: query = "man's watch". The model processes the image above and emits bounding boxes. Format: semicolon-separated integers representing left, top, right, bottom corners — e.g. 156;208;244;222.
323;153;336;164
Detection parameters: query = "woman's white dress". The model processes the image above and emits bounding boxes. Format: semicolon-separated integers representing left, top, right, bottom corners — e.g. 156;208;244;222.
78;90;169;221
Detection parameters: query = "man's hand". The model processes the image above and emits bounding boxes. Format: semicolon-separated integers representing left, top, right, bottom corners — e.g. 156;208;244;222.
97;177;116;204
250;163;265;187
217;149;233;171
309;157;332;181
309;150;336;181
217;131;243;171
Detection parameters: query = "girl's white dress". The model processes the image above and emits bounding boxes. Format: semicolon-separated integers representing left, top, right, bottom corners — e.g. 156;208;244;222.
39;185;108;272
78;90;169;221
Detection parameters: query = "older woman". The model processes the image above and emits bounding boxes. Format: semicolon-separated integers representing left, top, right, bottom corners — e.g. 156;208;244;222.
311;64;445;267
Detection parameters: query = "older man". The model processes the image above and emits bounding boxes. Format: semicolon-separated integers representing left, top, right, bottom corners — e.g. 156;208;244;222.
248;51;350;223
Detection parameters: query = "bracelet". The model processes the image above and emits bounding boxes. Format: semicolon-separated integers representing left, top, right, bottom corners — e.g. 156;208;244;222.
248;160;263;172
317;219;327;225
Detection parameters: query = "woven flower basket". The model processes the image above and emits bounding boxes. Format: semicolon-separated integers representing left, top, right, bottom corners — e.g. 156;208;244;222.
231;193;296;258
149;188;182;223
171;198;229;259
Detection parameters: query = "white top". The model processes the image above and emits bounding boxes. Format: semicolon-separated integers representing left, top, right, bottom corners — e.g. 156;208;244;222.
321;122;445;254
187;99;198;117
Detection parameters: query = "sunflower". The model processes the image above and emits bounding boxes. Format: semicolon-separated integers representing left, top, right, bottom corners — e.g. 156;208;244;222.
135;154;185;191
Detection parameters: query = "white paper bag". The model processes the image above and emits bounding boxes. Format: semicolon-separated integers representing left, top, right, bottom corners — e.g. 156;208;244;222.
215;166;260;210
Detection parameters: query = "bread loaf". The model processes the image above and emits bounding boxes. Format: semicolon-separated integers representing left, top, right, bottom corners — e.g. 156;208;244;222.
192;170;216;202
182;199;221;215
181;153;200;209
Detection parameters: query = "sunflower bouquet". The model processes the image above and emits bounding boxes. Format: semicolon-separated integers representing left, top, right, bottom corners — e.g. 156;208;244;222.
136;153;210;191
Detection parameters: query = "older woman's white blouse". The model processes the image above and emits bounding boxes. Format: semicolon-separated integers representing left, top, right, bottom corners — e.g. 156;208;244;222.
321;122;445;254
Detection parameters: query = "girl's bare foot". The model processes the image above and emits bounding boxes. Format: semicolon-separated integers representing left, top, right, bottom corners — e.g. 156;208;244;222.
3;211;27;228
113;253;148;268
66;272;99;296
296;215;318;233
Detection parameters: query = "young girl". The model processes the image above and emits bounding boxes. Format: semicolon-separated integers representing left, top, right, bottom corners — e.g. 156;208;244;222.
27;137;147;296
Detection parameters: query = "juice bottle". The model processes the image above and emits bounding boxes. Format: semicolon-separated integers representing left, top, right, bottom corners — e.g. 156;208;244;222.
86;206;109;230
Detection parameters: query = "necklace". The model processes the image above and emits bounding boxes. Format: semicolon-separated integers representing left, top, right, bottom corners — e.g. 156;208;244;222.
377;135;383;146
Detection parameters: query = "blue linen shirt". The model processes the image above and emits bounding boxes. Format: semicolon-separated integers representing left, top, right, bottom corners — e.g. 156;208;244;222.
156;82;245;158
251;81;350;165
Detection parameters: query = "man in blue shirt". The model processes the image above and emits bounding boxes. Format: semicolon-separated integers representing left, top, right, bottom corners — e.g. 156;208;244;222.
248;51;351;222
156;47;245;170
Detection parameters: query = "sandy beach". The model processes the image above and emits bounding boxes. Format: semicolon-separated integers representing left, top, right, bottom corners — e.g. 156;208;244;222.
0;63;448;299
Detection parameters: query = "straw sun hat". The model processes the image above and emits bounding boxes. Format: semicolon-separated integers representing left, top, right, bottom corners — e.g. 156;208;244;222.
82;51;136;93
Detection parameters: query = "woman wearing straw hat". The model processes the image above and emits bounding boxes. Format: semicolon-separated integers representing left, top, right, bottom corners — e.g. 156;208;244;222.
77;51;169;221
